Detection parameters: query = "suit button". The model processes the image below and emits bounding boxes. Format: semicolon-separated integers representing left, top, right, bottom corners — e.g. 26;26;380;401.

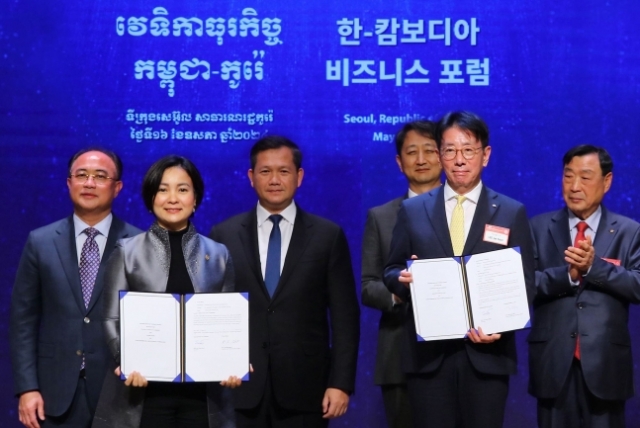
570;332;577;338
577;303;584;309
76;350;83;356
262;342;270;349
84;317;90;323
267;309;274;315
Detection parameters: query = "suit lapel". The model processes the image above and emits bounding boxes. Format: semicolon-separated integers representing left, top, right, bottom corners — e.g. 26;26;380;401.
54;217;85;314
549;209;571;257
275;208;313;300
465;187;500;254
241;210;270;299
424;186;453;255
593;206;617;257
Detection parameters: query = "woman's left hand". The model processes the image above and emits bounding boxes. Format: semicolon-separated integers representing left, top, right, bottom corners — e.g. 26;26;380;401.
220;364;254;388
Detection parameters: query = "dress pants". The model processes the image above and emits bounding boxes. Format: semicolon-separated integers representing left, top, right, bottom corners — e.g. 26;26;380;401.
537;359;625;428
140;382;209;428
405;341;508;428
235;367;327;428
381;384;413;428
42;376;92;428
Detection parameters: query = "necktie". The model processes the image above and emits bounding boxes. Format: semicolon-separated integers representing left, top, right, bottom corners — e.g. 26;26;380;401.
573;221;588;360
265;215;282;297
450;195;466;256
79;227;100;308
79;227;100;370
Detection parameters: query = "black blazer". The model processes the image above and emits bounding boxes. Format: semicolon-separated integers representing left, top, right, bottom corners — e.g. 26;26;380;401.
528;206;640;400
210;206;360;412
384;185;535;376
10;215;140;416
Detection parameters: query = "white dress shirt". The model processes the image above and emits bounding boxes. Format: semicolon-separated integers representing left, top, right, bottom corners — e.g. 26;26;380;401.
443;181;483;245
73;213;113;265
567;205;601;282
257;202;297;279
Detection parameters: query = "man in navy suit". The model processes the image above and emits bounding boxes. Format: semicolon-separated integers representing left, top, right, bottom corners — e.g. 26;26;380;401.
210;135;360;427
529;145;640;428
361;120;441;428
10;148;141;428
384;111;535;428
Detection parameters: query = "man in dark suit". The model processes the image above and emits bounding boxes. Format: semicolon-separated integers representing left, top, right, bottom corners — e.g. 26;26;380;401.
10;148;141;428
384;111;535;428
362;120;441;428
210;135;360;428
529;145;640;428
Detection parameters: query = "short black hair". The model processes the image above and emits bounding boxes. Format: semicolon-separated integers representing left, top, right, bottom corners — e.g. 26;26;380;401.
562;145;613;176
68;147;123;180
435;111;489;149
394;120;437;155
141;155;205;212
250;135;302;169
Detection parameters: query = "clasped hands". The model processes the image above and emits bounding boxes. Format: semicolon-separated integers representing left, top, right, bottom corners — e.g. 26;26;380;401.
114;364;253;388
565;235;595;281
398;255;501;344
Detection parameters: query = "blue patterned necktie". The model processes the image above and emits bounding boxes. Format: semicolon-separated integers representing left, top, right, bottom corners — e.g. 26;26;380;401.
265;215;283;297
79;227;100;308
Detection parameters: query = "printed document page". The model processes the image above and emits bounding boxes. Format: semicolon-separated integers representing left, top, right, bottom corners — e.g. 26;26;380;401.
120;292;181;381
410;258;470;341
184;293;250;382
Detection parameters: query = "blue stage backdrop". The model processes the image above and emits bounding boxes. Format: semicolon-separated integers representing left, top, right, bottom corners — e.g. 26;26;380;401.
2;0;640;426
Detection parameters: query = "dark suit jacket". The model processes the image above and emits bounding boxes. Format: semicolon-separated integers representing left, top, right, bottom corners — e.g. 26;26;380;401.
10;215;141;417
384;185;535;376
528;206;640;400
210;206;360;412
361;196;407;385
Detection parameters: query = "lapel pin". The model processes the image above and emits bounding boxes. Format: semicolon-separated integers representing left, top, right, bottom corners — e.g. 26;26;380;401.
610;229;615;233
205;254;210;261
492;204;497;208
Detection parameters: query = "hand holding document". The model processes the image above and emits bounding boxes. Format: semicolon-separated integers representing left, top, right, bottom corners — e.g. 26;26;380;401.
119;292;249;382
409;247;530;341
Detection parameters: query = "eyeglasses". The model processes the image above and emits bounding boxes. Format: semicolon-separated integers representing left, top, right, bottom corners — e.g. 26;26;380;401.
69;173;116;185
440;147;483;161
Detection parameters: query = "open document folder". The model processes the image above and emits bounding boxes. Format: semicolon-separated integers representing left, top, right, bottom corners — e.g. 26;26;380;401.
119;291;249;382
408;247;530;341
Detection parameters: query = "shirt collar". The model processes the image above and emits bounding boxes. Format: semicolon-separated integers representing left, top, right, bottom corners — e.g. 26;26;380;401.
443;181;483;204
407;188;419;199
256;201;297;227
73;213;113;238
568;205;602;232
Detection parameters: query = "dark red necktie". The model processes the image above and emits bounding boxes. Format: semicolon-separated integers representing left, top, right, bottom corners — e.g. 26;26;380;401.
574;221;588;360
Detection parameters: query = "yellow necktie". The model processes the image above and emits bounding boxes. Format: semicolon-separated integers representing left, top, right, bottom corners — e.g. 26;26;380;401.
450;195;466;256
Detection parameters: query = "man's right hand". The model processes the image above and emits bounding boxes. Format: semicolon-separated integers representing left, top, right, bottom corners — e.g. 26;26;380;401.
18;391;44;428
398;255;419;289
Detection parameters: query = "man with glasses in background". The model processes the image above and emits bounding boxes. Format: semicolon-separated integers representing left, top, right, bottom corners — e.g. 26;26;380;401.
384;111;535;428
10;148;140;428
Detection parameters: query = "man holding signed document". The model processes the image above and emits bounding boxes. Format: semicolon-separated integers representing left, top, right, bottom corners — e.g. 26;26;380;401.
384;111;535;428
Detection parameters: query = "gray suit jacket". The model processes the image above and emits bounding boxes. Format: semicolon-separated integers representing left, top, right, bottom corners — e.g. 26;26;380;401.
10;215;140;417
529;206;640;400
361;196;407;385
93;222;235;428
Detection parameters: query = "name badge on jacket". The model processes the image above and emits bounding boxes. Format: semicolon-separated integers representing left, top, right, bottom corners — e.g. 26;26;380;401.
483;224;510;246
